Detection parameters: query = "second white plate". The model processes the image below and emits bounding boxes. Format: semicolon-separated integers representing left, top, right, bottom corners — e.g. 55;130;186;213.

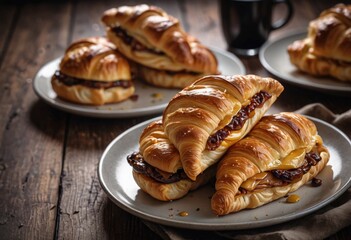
259;31;351;96
33;48;246;118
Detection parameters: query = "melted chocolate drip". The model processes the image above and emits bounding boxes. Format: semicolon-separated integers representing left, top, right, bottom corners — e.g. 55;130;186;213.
127;152;189;183
54;71;133;89
111;27;163;55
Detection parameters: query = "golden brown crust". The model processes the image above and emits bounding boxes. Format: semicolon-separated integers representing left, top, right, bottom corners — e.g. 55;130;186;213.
162;75;284;181
52;37;134;105
132;163;216;201
308;4;351;62
136;64;208;89
102;5;218;73
287;4;351;81
132;171;194;201
59;37;132;81
212;152;329;214
139;120;182;173
51;77;135;105
133;74;283;201
288;38;351;81
211;112;330;215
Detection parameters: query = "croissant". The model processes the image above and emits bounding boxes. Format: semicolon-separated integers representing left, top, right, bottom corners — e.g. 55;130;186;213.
127;75;284;201
287;39;351;81
287;4;351;81
308;4;351;62
163;75;284;181
101;4;219;88
128;120;216;201
211;112;330;216
51;37;134;105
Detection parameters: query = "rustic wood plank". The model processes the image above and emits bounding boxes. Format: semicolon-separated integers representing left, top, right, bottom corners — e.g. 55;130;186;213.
56;0;166;239
57;115;160;239
0;4;16;146
0;2;71;239
0;4;16;63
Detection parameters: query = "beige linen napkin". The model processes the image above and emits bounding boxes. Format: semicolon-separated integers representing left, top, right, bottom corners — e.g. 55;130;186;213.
143;103;351;240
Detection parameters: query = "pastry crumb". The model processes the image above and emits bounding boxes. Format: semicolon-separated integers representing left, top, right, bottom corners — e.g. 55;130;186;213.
178;211;188;217
151;93;163;102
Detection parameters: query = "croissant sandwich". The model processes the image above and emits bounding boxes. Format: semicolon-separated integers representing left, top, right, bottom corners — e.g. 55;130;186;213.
51;37;134;105
211;112;330;216
127;75;284;201
101;4;219;88
287;4;351;81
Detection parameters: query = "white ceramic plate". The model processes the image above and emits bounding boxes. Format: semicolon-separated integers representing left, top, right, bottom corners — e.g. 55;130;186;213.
259;31;351;96
98;116;351;230
33;48;245;118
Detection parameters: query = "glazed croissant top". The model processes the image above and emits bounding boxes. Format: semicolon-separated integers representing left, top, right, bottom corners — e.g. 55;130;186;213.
212;112;329;215
139;75;283;181
307;4;351;62
139;119;182;173
101;4;218;73
59;37;131;81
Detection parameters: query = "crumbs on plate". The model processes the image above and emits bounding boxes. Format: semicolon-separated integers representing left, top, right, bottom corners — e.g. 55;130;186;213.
151;93;164;103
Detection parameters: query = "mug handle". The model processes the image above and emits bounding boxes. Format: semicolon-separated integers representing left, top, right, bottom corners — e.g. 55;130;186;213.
271;0;294;30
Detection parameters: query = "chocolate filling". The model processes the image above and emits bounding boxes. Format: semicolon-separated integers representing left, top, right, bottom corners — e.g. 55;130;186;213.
112;26;163;55
54;70;133;89
238;150;323;194
127;152;190;184
271;151;321;183
112;27;204;75
206;91;272;150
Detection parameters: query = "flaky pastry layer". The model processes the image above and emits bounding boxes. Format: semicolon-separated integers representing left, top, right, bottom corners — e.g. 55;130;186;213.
101;4;218;73
136;64;208;89
59;37;131;81
211;112;330;215
51;77;135;105
287;4;351;81
307;4;351;62
132;164;216;201
288;39;351;81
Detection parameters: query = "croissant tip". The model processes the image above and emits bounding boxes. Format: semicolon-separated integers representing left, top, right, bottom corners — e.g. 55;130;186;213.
211;191;230;216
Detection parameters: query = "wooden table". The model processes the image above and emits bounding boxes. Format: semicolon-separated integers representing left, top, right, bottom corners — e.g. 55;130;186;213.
0;0;350;239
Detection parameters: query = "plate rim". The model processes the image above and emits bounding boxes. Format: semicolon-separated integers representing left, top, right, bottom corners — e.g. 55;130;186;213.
32;47;246;118
259;30;351;95
98;115;351;230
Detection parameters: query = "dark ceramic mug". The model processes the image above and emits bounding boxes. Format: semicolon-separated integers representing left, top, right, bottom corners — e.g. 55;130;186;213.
220;0;293;56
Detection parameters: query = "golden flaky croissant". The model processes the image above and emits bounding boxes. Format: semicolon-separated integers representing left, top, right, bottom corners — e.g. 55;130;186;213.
101;4;219;88
288;4;351;81
127;75;283;201
211;112;330;216
51;37;134;105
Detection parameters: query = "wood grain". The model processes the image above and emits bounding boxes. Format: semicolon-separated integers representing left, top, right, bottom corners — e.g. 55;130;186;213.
0;2;70;239
56;1;162;239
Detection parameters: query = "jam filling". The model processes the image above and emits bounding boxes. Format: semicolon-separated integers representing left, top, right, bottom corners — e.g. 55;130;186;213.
127;152;189;184
271;151;322;183
112;27;204;75
54;70;133;89
206;91;272;150
112;26;163;55
238;150;322;195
